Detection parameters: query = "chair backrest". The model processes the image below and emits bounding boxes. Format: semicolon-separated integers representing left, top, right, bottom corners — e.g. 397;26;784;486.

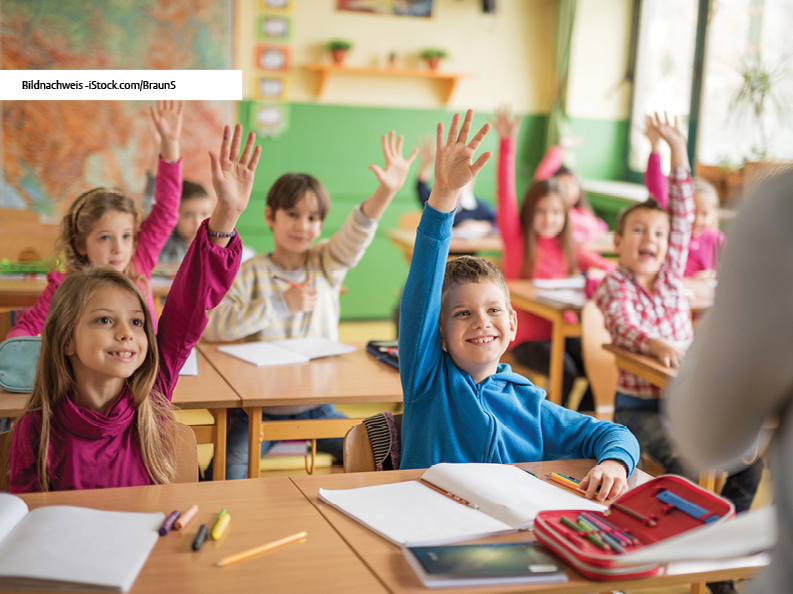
0;430;10;492
171;422;199;484
580;301;618;420
343;413;402;473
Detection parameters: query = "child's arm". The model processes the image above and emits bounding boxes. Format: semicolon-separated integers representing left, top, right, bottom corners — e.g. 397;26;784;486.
157;124;261;392
533;145;563;181
417;135;434;184
314;131;418;287
653;112;695;278
539;402;639;501
644;114;668;207
400;111;492;396
141;121;161;216
6;273;62;338
574;246;616;273
132;101;184;277
491;106;524;279
9;413;43;493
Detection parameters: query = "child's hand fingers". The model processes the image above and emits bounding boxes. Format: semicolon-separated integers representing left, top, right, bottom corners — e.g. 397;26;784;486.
380;133;390;160
239;131;256;165
436;122;445;152
229;123;243;163
396;134;404;156
468;122;491;152
248;145;262;173
218;125;232;163
208;151;221;181
405;147;419;164
368;164;385;181
446;113;461;146
596;474;614;501
149;106;159;125
470;151;493;178
457;109;474;145
583;469;601;499
177;100;184;116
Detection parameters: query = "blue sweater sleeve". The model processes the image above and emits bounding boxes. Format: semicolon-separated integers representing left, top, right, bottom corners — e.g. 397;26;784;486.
539;400;640;475
398;205;455;400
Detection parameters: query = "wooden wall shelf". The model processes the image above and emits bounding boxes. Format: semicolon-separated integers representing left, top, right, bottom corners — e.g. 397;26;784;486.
303;63;472;104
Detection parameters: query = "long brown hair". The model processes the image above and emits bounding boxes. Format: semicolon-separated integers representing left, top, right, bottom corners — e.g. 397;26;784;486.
17;266;176;492
57;189;148;292
519;179;576;278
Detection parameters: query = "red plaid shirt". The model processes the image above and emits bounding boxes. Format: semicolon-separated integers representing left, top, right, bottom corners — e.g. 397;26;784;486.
595;168;695;399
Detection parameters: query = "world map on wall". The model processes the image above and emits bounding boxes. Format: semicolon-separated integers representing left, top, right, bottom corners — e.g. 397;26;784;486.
1;0;233;217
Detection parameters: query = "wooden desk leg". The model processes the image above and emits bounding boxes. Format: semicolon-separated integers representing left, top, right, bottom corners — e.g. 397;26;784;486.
548;315;565;406
699;470;717;492
209;408;226;482
690;582;707;594
246;406;263;479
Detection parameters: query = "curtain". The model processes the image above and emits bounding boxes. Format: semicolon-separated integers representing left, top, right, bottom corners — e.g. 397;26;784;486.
546;0;578;150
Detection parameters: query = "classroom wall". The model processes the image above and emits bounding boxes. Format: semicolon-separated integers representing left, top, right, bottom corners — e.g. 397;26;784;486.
235;0;636;320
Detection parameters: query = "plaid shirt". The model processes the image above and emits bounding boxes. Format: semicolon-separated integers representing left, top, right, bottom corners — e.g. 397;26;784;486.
595;168;695;399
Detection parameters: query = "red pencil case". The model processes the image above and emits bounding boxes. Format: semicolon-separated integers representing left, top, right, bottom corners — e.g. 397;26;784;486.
534;475;735;581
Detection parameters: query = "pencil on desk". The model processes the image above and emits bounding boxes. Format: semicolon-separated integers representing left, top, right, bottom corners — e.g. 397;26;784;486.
216;531;308;567
548;472;587;495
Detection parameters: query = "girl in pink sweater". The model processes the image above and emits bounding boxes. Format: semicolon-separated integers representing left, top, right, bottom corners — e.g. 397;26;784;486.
493;106;614;409
9;101;185;338
10;124;261;493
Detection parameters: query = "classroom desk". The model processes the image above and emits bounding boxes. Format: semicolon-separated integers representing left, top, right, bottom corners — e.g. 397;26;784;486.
603;344;676;389
386;228;503;264
0;275;172;309
18;477;388;594
292;459;765;594
197;342;403;479
506;280;583;407
0;349;239;481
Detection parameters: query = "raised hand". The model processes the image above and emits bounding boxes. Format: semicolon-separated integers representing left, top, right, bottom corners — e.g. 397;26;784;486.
417;135;435;182
643;114;661;153
207;124;262;243
149;100;184;162
489;104;522;139
369;130;419;193
429;110;492;213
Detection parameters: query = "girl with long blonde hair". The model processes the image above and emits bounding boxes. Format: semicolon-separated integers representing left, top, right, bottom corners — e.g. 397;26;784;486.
10;124;261;492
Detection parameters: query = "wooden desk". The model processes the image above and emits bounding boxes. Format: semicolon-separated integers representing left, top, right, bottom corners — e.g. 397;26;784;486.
0;275;172;309
506;280;583;406
0;349;239;481
292;459;765;594
386;228;503;264
197;343;403;479
19;478;387;594
603;344;675;389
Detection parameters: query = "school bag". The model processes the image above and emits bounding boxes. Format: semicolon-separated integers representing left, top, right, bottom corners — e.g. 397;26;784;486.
0;337;41;393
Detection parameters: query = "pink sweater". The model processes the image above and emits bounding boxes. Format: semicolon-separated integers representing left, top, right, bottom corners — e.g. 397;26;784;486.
8;158;181;338
534;145;608;242
645;153;725;276
9;220;242;493
498;138;614;344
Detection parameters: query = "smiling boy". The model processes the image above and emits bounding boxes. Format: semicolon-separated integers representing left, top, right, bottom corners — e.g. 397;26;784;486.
399;111;639;500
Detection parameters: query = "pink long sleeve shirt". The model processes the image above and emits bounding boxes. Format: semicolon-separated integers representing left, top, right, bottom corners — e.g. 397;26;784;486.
645;152;725;277
9;220;242;493
8;158;181;338
497;138;614;344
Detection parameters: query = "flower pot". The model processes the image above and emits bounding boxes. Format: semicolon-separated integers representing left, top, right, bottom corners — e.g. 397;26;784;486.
426;56;441;71
331;49;347;65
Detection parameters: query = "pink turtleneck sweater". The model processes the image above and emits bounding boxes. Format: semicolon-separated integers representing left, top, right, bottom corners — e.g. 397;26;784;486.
9;220;242;493
498;137;615;344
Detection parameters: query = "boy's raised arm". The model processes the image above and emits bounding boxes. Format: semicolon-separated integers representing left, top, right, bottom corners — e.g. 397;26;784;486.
360;131;418;220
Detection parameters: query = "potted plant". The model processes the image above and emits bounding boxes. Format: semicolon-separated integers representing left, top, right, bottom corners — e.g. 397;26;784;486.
420;48;447;71
326;39;353;65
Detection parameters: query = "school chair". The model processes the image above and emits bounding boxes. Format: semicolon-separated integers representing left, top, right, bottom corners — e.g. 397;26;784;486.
0;429;10;492
171;422;200;484
580;301;618;420
343;412;402;473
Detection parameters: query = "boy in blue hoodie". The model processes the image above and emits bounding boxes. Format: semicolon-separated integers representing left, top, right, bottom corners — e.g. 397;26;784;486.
399;111;639;500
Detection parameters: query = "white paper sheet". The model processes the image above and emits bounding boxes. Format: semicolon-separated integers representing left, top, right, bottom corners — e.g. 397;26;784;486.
177;348;198;376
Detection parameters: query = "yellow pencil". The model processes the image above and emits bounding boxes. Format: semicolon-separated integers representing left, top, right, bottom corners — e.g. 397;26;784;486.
211;512;231;540
215;531;307;568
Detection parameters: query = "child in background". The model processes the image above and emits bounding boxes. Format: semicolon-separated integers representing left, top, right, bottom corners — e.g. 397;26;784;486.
158;181;215;264
494;106;614;409
9;101;184;337
595;114;762;585
10;124;260;493
203;130;418;480
399;110;639;500
533;134;609;243
416;136;496;235
643;115;725;277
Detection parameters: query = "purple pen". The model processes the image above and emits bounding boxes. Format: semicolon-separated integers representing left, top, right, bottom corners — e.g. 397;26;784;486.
158;510;181;536
581;512;632;547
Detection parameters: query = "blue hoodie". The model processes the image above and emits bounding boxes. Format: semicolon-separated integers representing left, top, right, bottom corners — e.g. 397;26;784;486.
399;205;639;471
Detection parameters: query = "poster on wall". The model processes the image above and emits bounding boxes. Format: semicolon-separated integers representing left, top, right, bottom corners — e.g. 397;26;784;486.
337;0;433;18
249;102;290;138
0;0;233;216
256;14;291;41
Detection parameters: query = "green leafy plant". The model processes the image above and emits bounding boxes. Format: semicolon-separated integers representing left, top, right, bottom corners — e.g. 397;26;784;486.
420;48;448;60
730;54;788;159
325;39;353;51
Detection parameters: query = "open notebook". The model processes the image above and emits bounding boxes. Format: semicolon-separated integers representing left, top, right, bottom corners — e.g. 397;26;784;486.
218;338;356;367
318;463;606;546
0;493;163;592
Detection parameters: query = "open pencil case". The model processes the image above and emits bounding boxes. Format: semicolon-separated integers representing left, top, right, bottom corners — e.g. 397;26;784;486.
534;475;735;581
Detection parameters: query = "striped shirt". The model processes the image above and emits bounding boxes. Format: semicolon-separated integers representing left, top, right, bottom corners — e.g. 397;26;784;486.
204;205;377;343
595;168;695;399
